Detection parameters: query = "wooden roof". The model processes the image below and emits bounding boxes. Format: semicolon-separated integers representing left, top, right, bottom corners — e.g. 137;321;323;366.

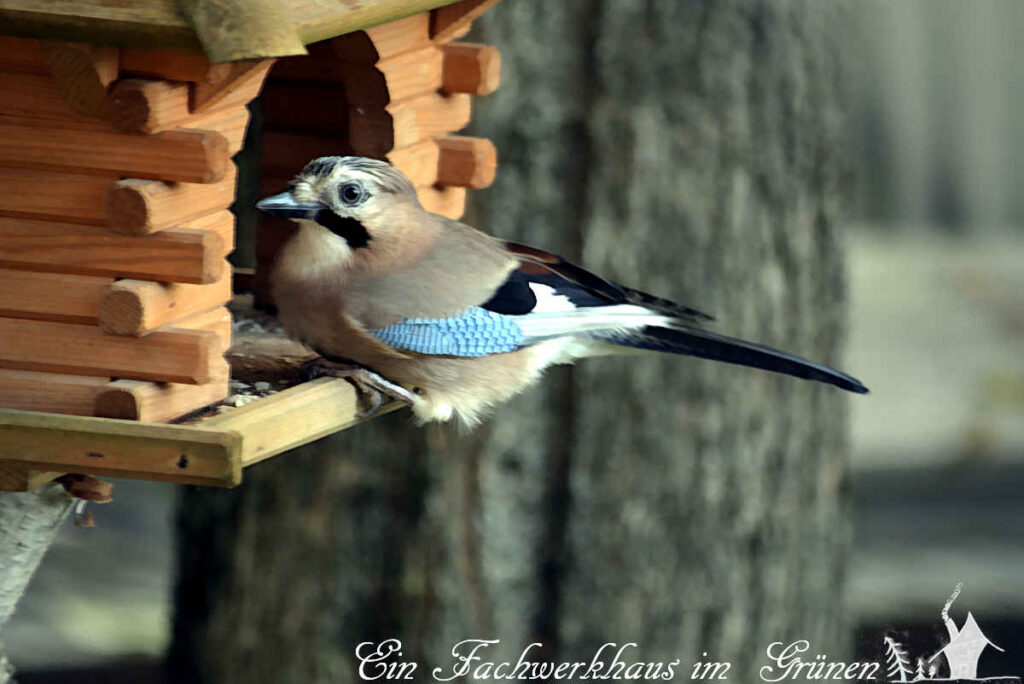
0;0;467;63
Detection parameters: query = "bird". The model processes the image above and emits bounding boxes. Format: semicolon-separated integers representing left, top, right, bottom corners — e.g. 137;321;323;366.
256;156;867;425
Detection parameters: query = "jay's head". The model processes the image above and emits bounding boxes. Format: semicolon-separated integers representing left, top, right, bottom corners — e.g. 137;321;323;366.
256;156;419;251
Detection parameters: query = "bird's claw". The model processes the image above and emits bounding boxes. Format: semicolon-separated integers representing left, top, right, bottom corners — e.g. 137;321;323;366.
300;358;416;418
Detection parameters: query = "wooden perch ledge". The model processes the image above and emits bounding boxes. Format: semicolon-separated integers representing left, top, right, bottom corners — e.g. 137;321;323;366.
0;298;404;490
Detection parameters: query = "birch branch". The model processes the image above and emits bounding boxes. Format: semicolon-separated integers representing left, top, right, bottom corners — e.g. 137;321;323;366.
0;484;74;684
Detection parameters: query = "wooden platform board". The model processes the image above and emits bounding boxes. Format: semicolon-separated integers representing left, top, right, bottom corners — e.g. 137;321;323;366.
0;298;404;490
0;377;400;488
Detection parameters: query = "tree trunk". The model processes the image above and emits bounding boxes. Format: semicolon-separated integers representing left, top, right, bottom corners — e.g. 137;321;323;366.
170;0;853;681
0;485;74;684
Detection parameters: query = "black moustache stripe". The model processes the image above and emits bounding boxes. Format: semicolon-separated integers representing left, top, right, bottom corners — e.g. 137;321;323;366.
314;208;372;249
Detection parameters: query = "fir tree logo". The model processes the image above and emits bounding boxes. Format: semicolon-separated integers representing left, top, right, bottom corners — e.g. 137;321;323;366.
884;636;913;683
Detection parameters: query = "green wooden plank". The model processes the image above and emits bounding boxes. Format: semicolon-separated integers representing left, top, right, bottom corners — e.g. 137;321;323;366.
0;3;201;52
295;0;458;47
0;0;467;60
0;408;242;487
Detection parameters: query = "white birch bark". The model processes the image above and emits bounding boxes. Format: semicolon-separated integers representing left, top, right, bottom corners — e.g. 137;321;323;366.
0;484;74;684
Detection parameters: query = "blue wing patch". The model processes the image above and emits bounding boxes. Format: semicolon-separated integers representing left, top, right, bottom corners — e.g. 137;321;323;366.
370;307;525;357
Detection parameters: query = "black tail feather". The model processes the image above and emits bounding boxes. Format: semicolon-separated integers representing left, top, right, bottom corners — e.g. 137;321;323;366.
598;325;868;394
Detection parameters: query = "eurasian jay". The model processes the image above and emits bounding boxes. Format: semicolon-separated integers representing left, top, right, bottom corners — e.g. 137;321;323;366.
257;156;867;424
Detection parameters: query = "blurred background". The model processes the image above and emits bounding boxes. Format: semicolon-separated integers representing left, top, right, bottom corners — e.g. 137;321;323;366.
845;0;1024;672
5;0;1023;680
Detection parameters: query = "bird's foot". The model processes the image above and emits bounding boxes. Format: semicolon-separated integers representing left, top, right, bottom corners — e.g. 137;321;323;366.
300;357;416;418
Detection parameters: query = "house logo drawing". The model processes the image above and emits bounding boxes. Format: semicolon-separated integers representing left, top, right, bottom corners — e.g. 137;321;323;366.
884;583;1019;683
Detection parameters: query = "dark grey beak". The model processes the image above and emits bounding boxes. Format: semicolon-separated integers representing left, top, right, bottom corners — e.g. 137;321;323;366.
255;192;324;220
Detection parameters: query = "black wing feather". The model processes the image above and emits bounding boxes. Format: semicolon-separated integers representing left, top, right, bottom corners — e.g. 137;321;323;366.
596;326;868;394
479;271;537;314
483;242;713;323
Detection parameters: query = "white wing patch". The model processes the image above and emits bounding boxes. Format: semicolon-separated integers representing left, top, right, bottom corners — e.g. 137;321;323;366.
529;283;578;313
514;283;671;342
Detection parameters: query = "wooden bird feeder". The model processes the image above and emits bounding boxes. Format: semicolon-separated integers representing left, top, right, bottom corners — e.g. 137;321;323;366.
0;0;503;491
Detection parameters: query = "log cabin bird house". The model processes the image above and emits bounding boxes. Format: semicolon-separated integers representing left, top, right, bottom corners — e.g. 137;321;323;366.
0;0;502;491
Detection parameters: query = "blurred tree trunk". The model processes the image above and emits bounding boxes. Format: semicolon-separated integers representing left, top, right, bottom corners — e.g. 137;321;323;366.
169;1;853;681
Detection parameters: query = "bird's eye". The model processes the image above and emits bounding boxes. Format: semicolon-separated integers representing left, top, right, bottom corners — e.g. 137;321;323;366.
339;182;365;206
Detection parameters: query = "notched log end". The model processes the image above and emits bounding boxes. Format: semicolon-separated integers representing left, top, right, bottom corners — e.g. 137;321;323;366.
106;179;152;235
442;43;501;96
93;386;142;420
196;130;231;183
58;473;114;503
97;284;146;336
199;232;227;284
438;136;497;189
109;80;153;133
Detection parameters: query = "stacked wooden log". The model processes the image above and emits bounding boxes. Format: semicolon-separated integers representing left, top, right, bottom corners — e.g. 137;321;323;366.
255;6;501;306
0;38;269;423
